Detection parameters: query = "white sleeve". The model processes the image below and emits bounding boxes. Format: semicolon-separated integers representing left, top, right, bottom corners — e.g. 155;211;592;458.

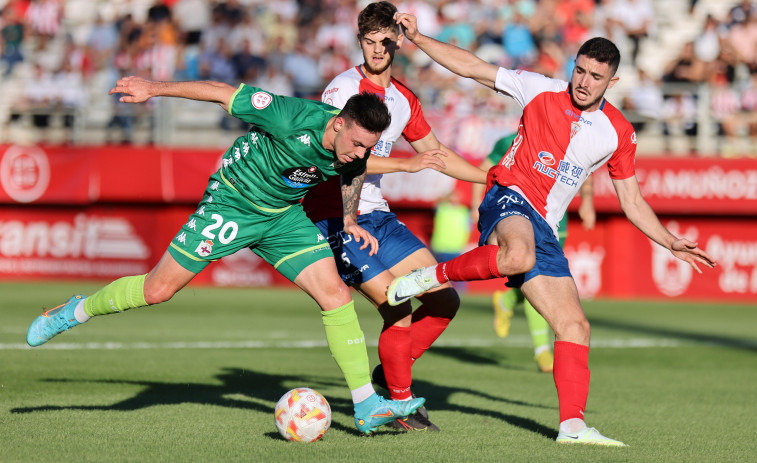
494;68;568;109
321;74;360;110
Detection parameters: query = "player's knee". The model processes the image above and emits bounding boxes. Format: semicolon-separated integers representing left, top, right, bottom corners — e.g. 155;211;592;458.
498;247;535;275
143;282;177;305
553;317;591;343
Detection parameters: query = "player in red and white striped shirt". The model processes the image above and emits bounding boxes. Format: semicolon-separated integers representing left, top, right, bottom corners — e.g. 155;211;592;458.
389;12;717;446
302;1;486;432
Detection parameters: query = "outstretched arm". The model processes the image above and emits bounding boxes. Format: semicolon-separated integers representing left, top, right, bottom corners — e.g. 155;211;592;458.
613;176;716;273
395;12;499;89
341;171;378;256
366;132;486;184
109;76;237;112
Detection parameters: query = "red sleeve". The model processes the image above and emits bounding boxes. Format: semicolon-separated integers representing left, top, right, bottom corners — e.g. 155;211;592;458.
392;77;432;143
606;112;637;180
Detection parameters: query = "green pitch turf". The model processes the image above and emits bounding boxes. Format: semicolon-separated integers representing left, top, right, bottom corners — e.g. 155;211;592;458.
1;281;756;462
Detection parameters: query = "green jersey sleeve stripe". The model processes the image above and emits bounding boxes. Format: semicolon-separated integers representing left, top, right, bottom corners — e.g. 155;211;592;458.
228;83;245;116
273;243;330;270
169;242;216;263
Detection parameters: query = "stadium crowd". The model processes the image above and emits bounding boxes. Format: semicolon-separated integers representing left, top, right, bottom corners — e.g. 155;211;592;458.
1;0;756;157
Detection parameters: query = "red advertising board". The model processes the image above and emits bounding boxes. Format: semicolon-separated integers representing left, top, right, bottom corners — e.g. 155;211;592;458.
1;144;755;302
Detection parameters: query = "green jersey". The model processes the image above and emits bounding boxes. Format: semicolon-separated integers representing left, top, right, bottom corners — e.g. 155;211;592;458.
486;133;517;166
222;84;368;209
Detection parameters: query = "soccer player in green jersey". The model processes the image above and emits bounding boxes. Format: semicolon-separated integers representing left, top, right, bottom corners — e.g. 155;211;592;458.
25;76;425;435
472;134;596;373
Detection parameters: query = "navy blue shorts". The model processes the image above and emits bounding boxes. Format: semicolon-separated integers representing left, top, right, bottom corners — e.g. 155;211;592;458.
477;184;571;288
313;210;426;285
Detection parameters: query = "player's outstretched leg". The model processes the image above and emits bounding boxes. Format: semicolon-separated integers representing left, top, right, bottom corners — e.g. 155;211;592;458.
492;289;517;338
354;393;426;435
556;423;627;447
387;268;441;305
27;295;87;347
372;364;439;431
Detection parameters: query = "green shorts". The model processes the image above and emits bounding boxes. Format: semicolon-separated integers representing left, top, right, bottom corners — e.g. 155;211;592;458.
168;170;332;282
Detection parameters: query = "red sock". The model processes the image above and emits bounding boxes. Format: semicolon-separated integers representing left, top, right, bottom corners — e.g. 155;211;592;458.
409;305;453;361
378;325;413;400
436;245;504;283
553;341;590;423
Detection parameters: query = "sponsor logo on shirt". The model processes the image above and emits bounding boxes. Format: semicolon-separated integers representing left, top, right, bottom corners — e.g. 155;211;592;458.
533;157;583;187
251;91;272;109
564;109;593;126
298;134;311;146
281;166;324;188
538;151;556;166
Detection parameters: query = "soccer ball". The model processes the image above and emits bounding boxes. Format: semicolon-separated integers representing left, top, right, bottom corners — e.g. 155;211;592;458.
274;388;331;443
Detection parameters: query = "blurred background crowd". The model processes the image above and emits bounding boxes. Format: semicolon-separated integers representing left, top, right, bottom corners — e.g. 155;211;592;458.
0;0;755;158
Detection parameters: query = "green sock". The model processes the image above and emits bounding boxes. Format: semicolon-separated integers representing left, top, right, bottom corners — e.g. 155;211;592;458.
83;274;148;316
321;301;371;391
523;299;551;351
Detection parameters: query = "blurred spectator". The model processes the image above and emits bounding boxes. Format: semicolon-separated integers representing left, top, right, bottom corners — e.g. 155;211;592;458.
662;92;698;155
398;0;442;38
231;38;266;82
694;14;724;66
438;2;477;51
728;11;757;69
709;68;742;155
24;0;61;51
663;41;706;84
172;0;210;46
554;0;594;48
282;42;322;99
622;68;664;132
0;7;25;76
88;13;119;70
52;58;87;144
502;11;536;67
608;0;655;67
728;0;757;27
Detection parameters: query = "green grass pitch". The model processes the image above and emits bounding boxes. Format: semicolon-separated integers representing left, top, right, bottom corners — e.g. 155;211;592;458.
1;281;756;462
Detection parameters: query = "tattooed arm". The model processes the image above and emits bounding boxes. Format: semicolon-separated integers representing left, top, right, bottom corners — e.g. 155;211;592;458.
341;170;379;256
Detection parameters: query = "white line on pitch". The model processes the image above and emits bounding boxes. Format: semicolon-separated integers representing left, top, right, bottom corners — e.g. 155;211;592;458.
0;337;688;351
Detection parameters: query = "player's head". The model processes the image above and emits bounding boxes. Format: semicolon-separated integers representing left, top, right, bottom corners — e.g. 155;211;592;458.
357;1;404;75
333;92;391;164
570;37;621;111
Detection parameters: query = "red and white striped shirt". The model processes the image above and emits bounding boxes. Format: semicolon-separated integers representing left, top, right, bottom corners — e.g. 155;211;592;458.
489;68;636;233
302;66;431;222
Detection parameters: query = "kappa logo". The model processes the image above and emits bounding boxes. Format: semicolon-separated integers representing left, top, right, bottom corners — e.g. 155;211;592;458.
177;232;187;244
187;218;197;231
298;134;311;146
195;239;214;257
251;91;272;109
631;131;637;145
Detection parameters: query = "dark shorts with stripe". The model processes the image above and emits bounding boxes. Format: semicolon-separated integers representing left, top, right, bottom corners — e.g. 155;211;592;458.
477;184;572;288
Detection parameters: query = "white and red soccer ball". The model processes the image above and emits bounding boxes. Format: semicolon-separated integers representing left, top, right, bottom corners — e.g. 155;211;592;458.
274;388;331;443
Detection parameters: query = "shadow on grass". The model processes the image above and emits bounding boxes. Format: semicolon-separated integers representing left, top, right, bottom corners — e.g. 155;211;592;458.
11;364;556;440
588;317;757;352
10;367;363;436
